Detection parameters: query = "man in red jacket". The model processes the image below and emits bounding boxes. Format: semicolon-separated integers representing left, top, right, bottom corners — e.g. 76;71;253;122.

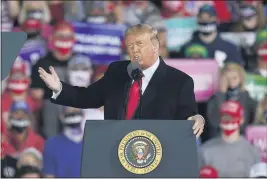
4;101;44;158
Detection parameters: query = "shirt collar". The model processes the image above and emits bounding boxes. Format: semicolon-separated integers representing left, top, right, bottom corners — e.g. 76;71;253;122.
142;57;160;82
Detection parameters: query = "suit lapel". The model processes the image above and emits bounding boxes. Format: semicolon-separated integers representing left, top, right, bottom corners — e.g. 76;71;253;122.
140;57;166;114
118;57;167;120
115;65;131;120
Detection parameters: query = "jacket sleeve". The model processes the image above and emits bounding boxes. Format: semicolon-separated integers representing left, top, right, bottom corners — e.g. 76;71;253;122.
206;92;226;137
50;63;114;109
175;77;198;120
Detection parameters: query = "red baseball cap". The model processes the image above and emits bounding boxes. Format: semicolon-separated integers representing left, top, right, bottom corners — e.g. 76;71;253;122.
10;60;28;75
220;101;244;119
200;165;218;178
53;21;74;33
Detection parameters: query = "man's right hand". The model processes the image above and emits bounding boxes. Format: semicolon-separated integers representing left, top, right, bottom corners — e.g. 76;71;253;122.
38;66;61;92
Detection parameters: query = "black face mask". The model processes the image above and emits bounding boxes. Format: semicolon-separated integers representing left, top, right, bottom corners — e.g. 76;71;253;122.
65;123;81;128
226;86;241;101
63;112;83;129
9;119;30;133
198;21;217;36
10;126;27;133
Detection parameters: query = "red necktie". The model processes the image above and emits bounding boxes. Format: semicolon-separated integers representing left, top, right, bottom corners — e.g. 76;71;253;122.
125;80;142;120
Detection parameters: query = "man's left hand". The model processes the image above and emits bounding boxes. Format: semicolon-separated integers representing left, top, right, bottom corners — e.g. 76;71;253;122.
187;115;205;138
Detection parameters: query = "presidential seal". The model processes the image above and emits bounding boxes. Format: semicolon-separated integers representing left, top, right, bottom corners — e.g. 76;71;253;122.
118;130;162;175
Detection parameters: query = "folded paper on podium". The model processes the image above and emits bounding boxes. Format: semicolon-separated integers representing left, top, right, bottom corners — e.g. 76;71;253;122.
81;120;199;178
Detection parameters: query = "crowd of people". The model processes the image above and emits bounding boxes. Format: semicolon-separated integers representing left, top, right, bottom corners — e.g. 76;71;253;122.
1;0;267;178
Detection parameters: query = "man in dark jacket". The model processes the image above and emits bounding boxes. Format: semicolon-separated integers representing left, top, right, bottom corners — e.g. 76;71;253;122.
30;21;76;138
179;5;244;68
38;24;206;138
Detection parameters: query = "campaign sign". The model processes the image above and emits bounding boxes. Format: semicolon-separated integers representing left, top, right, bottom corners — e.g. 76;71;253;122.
245;73;267;102
165;17;198;52
165;59;219;102
19;39;48;67
246;125;267;162
72;22;126;64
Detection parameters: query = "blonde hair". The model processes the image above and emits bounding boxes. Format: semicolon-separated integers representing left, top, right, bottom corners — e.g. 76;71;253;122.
221;63;246;91
125;24;160;47
254;95;267;124
17;147;43;169
18;1;51;25
234;3;266;32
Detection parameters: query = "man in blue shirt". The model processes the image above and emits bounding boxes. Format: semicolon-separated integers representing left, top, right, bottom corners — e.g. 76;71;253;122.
179;5;244;68
42;107;84;177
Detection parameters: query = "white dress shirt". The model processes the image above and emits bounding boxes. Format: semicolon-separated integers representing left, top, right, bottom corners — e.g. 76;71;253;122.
52;57;160;99
137;57;160;94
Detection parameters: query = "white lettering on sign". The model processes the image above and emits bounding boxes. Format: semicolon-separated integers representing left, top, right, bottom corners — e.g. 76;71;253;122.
246;82;266;101
75;33;121;46
253;138;267;152
73;44;121;56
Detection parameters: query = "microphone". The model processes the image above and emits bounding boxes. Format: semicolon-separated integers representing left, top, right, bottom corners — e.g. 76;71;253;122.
127;58;144;81
125;57;144;119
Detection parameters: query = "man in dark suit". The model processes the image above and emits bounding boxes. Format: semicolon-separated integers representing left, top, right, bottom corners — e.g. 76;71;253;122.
38;24;205;137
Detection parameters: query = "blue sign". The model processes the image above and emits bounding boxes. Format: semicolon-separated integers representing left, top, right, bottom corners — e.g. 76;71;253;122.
72;22;126;64
19;39;48;66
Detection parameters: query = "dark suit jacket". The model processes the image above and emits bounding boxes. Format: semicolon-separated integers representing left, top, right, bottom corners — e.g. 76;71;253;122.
50;57;198;120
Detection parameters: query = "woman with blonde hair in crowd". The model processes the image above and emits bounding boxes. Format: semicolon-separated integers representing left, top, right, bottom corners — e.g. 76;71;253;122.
16;148;43;178
17;1;51;40
254;94;267;125
206;63;257;139
232;2;266;32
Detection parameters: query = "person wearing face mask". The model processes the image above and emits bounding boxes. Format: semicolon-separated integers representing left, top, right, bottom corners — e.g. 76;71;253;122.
199;100;261;177
1;120;18;178
18;1;51;40
233;3;266;33
67;55;104;121
254;95;267;125
207;63;257;138
42;107;84;178
4;101;44;158
20;9;45;39
178;4;244;68
83;1;120;24
123;1;163;28
13;147;43;178
30;21;76;138
67;55;94;87
1;61;40;130
248;29;267;78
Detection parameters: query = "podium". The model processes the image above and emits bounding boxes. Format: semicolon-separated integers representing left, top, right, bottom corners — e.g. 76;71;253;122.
81;120;199;178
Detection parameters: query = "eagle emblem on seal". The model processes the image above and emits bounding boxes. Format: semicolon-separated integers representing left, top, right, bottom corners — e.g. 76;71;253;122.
131;141;151;164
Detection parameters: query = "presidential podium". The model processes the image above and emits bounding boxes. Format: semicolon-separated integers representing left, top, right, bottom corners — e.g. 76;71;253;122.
81;120;199;178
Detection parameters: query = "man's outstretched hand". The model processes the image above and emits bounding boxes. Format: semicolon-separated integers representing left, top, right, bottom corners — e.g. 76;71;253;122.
38;66;61;92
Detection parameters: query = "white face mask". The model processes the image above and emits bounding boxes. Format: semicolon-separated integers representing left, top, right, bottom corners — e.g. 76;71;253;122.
63;115;84;143
68;70;91;87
